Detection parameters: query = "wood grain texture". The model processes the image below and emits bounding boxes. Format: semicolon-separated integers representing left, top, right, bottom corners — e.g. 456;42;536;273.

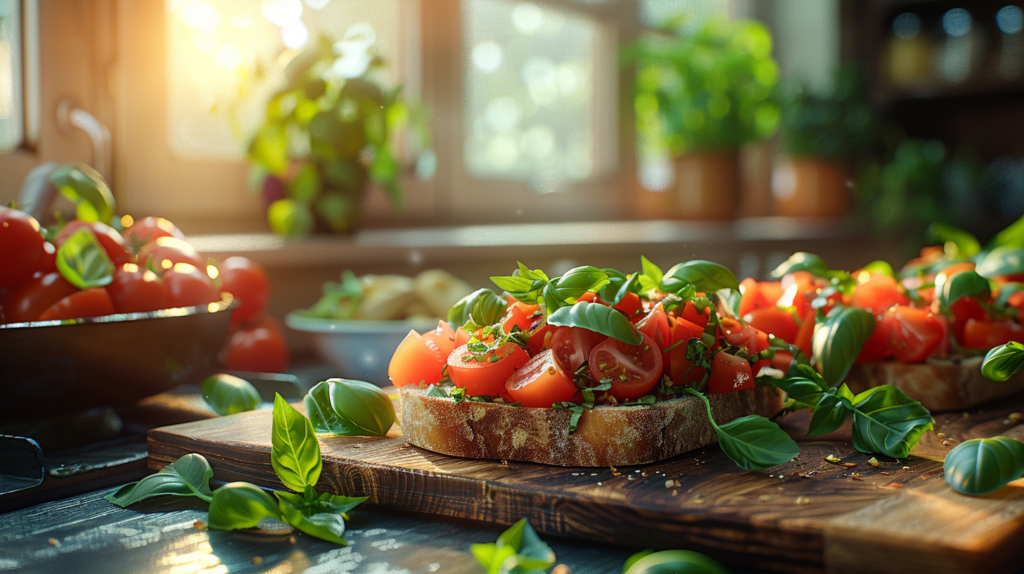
147;389;1024;574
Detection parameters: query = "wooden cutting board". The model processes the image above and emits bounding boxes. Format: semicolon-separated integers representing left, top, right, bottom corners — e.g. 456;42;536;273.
147;390;1024;574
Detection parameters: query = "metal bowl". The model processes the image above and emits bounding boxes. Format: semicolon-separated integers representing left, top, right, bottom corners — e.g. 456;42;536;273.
0;296;236;418
286;313;438;386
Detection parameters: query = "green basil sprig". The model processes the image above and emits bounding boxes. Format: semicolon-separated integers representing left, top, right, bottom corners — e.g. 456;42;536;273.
208;482;283;530
546;301;642;345
771;252;830;279
661;260;739;294
304;379;396;437
944;437;1024;496
201;374;261;416
981;342;1024;382
637;255;664;294
490;262;549;304
106;453;214;506
937;270;991;307
50;164;116;224
56;229;115;289
277;488;365;545
471;518;555;574
682;388;799;471
448;288;508;329
977;247;1024;278
271;393;323;493
623;549;731;574
811;306;875;387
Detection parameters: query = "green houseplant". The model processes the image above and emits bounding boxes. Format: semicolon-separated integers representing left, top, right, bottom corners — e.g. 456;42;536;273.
625;16;780;219
243;31;432;237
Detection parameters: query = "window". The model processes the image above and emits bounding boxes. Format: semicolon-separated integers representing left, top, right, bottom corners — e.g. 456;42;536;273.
0;0;23;151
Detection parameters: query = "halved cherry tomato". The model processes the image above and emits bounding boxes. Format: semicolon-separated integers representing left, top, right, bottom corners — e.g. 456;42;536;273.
738;278;770;318
962;319;1024;349
106;263;172;313
4;272;79;323
55;220;133;266
527;323;557;356
218;256;270;326
505;349;579;407
612;292;643;320
707;351;754;394
39;288;115;321
949;296;988;344
122;216;185;250
588;332;662;402
421;320;458;360
448;343;530;397
850;275;909;314
743;308;798;343
550;326;606;377
388;329;447;387
0;206;45;291
224;315;289;373
137;236;205;271
888;306;944;363
163;263;219;308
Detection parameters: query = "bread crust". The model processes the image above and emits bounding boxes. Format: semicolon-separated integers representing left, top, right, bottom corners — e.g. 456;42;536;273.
398;385;785;467
845;356;1024;412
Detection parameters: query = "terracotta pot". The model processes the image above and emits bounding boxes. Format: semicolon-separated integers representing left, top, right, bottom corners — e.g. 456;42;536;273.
772;158;851;218
673;152;740;220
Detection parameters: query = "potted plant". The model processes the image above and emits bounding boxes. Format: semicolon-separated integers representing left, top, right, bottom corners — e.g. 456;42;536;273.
241;30;432;237
626;17;781;219
773;68;876;218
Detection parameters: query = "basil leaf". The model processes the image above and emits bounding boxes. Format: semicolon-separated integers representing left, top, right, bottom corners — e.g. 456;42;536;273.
683;389;799;470
276;490;351;546
448;288;508;329
285;486;366;516
994;283;1024;310
56;229;114;289
516;262;549;283
771;252;829;279
812;306;875;387
207;482;283;530
859;260;894;278
937;270;991;307
600;270;639;305
490;275;538;296
638;255;664;293
981;342;1024;382
944;437;1024;496
106;453;214;506
271;393;322;493
988;212;1024;250
201;374;261;416
928;222;982;258
50;164;116;224
304;379;396;437
806;386;854;437
977;247;1024;278
549;266;609;302
771;373;827;410
546;301;641;345
471;518;555;574
426;385;449;398
661;260;739;294
849;385;933;458
623;549;731;574
298;270;364;319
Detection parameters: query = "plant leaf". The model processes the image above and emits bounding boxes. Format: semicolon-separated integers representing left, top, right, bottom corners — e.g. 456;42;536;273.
304;378;396;437
600;270;640;306
771;252;829;278
105;453;214;506
944;437;1024;496
448;288;508;329
471;518;555;574
988;212;1024;250
276;490;351;546
769;369;827;410
50;164;116;224
859;260;894;277
806;387;852;437
271;393;322;492
640;255;664;291
928;222;982;258
545;266;610;309
937;270;991;307
546;301;641;345
207;482;283;530
56;229;114;289
981;342;1024;382
849;385;933;458
683;389;799;470
977;247;1024;278
994;283;1024;311
622;549;731;574
812;306;876;387
201;374;261;416
661;260;739;294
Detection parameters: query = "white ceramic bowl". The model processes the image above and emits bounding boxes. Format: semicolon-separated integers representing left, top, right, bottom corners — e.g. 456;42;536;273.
286;313;439;386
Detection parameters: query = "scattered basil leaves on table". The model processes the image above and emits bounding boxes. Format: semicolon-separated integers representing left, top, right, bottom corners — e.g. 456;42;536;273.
981;342;1024;382
944;437;1024;496
207;482;283;530
471;518;556;574
811;306;875;387
201;374;261;416
304;378;396;437
622;549;732;574
106;453;214;506
547;301;642;345
848;385;934;459
55;229;115;289
271;393;323;493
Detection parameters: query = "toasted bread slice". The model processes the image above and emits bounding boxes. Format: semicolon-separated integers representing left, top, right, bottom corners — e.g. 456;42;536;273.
398;385;785;467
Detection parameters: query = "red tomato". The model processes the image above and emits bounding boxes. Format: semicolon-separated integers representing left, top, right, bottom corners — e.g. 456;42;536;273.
637;305;671;350
225;317;289;373
851;276;909;314
743;308;798;343
218;256;270;325
794;310;815;359
137;236;205;271
719;318;768;354
931;313;950;359
421;321;458;361
612;292;643;320
759;281;784;305
163;263;219;308
550;326;606;376
781;271;815;294
39;242;57;274
527;323;557;356
738;278;770;318
505;349;579;407
666;321;708;386
447;343;530;397
771;350;794;374
887;306;944;363
949;296;988;344
388;329;447;387
962;319;1024;349
0;206;45;291
576;292;599;304
453;326;472;349
588;332;663;402
679;300;711;329
856;313;893;363
122;216;185;250
4;272;79;323
106;264;172;313
38;288;115;321
502;302;540;333
707;351;754;394
55;220;133;265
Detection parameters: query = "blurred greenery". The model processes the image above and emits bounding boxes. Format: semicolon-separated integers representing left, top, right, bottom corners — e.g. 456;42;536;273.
779;67;877;160
623;16;780;155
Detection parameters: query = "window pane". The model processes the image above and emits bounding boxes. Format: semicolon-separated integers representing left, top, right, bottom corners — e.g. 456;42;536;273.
463;0;610;185
0;0;23;152
165;0;406;160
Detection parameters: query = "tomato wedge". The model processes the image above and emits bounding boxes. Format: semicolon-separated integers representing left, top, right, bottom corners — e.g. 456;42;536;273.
637;304;671;350
588;332;662;402
505;349;579;407
738;278;770;318
887;306;944;363
550;326;605;377
707;351;754;394
388;329;447;387
448;343;530;397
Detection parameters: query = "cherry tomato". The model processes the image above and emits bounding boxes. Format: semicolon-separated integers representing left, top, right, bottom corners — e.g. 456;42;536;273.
38;288;115;321
0;206;45;291
163;263;219;308
887;306;944;363
707;351;754;394
719;318;768;355
550;326;606;376
421;320;458;361
106;263;172;313
931;313;950;359
505;349;579;407
637;305;672;350
949;296;988;344
137;236;205;271
743;308;798;343
122;216;185;250
679;301;711;329
856;313;893;363
502;302;540;334
850;275;909;315
738;278;771;318
759;281;784;305
453;326;472;349
39;242;57;274
794;310;815;359
527;322;557;356
612;292;643;320
447;343;530;397
225;316;289;373
962;319;1024;349
666;320;708;386
3;272;79;323
55;220;133;265
770;350;794;374
218;256;270;326
588;332;662;402
388;329;447;387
